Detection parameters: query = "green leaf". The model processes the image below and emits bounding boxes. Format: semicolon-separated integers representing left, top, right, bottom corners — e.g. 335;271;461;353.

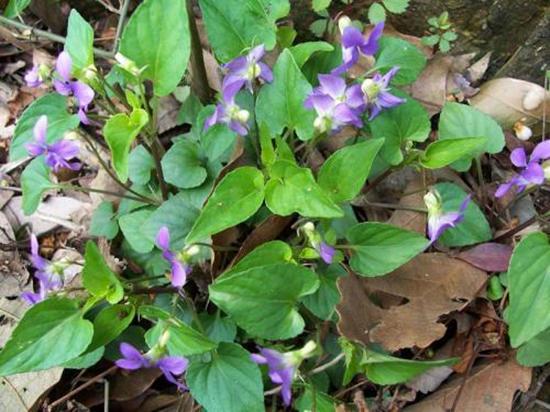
318;139;384;203
4;0;31;17
82;241;124;303
119;208;155;253
382;0;409;13
128;145;155;185
228;240;293;277
10;94;80;160
295;385;335;412
436;182;492;247
506;232;550;347
199;312;237;343
90;201;119;240
143;192;202;250
346;222;428;277
88;304;135;352
265;160;343;218
289;41;334;67
309;19;329;38
369;91;430;165
186;167;265;244
277;26;297;48
420;137;487;169
187;343;264;412
421;34;440;46
198;0;278;62
442;31;458;41
0;298;93;375
302;264;346;320
21;157;56;215
210;263;319;339
65;9;94;75
201;124;237;161
362;349;457;385
368;3;386;23
256;49;316;141
63;346;104;369
162;140;207;189
104;109;149;183
374;37;427;85
438;39;451;53
119;0;190;96
438;102;505;171
516;328;550;367
312;0;331;12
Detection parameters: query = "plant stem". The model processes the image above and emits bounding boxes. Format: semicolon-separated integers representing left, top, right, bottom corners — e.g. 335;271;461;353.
60;184;153;203
112;0;131;52
308;353;344;375
186;0;212;103
361;200;428;213
150;137;169;200
0;15;113;59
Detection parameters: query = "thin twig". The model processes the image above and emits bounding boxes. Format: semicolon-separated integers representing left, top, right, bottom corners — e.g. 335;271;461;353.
186;0;212;103
0;15;113;59
112;0;130;52
309;353;344;375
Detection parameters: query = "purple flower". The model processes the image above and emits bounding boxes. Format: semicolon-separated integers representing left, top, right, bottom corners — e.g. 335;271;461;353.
361;67;405;119
305;75;364;133
318;242;335;264
155;227;190;288
21;234;62;305
424;190;471;244
332;21;384;75
223;45;273;93
53;52;94;124
116;343;188;391
25;65;42;88
251;347;296;406
26;116;81;172
495;142;550;198
204;81;250;136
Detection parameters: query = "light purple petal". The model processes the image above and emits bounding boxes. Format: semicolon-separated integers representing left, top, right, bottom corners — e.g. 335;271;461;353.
116;358;146;370
224;56;248;74
25;66;41;88
341;26;365;48
360;21;384;56
156;226;170;251
170;260;188;288
117;343;148;370
229;120;248;136
56;52;73;81
310;94;335;115
30;234;48;270
78;107;91;125
251;354;268;364
495;181;514;198
458;195;472;214
53;79;72;96
318;74;346;99
33;116;48;145
521;162;544;185
248;44;266;63
345;84;366;111
368;105;381;120
71;81;94;107
222;80;242;103
530;141;550;163
428;211;463;243
204;106;223;131
333;103;361;128
258;62;273;83
380;66;400;88
318;242;335;264
378;91;405;109
26;142;45;157
156;356;188;375
49;140;80;159
510;148;528;168
21;290;44;305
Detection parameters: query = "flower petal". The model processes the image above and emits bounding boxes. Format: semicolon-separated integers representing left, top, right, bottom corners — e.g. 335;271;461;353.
510;148;528;168
170;260;188;288
360;21;384;56
155;226;170;251
56;52;73;81
318;74;346;99
33;116;48;145
530;140;550;163
156;356;188;375
71;81;95;107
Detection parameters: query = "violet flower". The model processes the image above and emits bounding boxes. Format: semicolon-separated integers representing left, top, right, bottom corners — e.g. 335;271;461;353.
21;234;63;305
424;190;471;245
53;52;94;124
495;142;550;198
318;242;335;264
25;65;43;88
361;67;405;119
26;115;81;172
332;20;384;75
155;226;190;288
204;80;250;136
223;44;273;93
116;343;188;391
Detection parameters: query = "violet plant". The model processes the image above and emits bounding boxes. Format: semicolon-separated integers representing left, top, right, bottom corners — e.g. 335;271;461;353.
0;1;546;410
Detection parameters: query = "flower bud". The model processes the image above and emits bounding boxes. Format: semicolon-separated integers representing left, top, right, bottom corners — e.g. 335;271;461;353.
338;16;352;34
185;245;200;257
361;78;381;101
423;190;441;215
513;121;532;141
115;53;141;76
236;109;250;123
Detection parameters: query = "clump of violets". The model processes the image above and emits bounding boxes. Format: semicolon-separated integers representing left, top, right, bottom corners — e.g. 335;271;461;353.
424;189;470;245
251;341;316;406
360;67;405;119
305;74;364;133
332;17;384;75
21;234;65;305
205;44;273;135
223;45;273;93
53;51;95;124
300;222;336;264
26;115;81;172
116;342;188;391
155;226;199;288
495;141;550;198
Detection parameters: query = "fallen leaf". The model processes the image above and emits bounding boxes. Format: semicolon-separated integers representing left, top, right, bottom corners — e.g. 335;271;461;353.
110;368;162;402
470;78;550;129
457;243;512;272
157;95;180;134
387;175;427;234
404;359;531;412
0;211;29;298
336;253;487;351
407;366;454;395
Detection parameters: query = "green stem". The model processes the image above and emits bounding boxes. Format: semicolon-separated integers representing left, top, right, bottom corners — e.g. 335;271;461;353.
60;184;152;203
112;0;131;52
362;201;428;213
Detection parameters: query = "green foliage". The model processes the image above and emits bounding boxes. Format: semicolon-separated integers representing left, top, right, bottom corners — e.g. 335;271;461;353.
422;12;457;52
82;241;124;303
10;94;80;161
21;157;56;215
88;304;135;352
256;49;316;141
90;201;119;239
65;9;94;76
4;0;31;17
289;41;334;68
516;328;550;367
0;298;93;376
162;140;208;189
312;0;332;12
187;343;264;412
346;222;428;277
374;37;427;85
302;264;346;320
420;137;487;169
128;145;155;185
119;208;155;253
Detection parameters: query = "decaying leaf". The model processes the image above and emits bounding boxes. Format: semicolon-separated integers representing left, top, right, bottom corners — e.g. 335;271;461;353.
404;359;531;412
457;243;512;272
0;211;29;298
387;176;427;234
336;253;487;351
407;366;454;395
470;78;550;129
110;368;162;402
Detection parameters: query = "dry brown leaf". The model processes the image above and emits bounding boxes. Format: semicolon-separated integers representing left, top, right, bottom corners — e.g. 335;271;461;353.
404;359;531;412
157;95;180;134
110;368;162;402
470;78;550;129
387;176;427;234
0;211;29;298
336;253;487;351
